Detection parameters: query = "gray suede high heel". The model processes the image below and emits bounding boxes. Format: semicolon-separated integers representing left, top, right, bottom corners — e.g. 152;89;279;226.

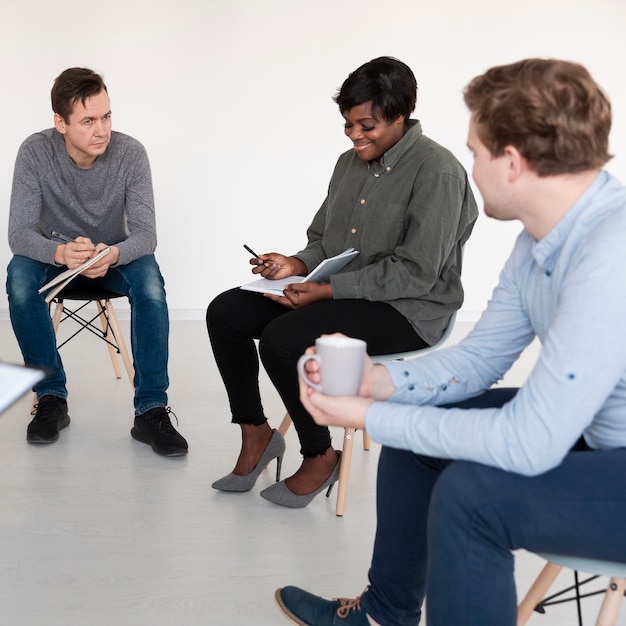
211;429;285;492
259;451;341;508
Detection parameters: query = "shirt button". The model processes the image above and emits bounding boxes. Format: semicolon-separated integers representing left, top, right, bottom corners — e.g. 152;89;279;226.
374;173;380;178
386;166;391;172
351;228;357;234
360;198;366;205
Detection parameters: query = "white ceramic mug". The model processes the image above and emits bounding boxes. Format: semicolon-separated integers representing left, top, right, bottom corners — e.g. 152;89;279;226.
297;336;366;396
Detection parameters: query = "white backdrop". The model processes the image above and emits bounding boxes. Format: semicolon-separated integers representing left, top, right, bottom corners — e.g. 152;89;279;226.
1;0;625;319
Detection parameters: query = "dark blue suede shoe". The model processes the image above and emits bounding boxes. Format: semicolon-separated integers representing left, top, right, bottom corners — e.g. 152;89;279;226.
275;586;370;625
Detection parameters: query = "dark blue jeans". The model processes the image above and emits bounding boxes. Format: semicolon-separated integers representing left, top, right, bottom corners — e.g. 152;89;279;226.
6;254;169;415
360;388;626;626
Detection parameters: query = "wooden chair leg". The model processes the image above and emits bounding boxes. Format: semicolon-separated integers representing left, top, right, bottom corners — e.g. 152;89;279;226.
596;578;626;626
517;562;563;625
335;427;355;516
277;412;360;516
96;300;123;379
278;412;292;436
51;300;63;334
362;429;371;451
102;299;134;386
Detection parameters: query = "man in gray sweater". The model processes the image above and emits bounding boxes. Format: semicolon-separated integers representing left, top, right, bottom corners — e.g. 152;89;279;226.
6;67;187;456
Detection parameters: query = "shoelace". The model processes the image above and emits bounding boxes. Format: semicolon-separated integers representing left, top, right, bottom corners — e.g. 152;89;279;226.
146;407;179;433
335;595;363;619
31;398;62;422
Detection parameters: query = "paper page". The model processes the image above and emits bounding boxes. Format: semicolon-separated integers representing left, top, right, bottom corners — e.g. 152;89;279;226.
38;248;111;302
240;248;358;295
0;363;45;414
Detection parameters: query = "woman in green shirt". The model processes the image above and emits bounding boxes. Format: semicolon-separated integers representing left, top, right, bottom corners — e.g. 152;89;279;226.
207;56;477;508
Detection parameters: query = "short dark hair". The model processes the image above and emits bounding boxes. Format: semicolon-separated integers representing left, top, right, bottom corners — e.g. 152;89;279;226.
463;58;612;176
51;67;108;122
334;56;417;123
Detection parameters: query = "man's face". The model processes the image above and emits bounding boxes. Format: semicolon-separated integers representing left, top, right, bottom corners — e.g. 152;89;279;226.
343;102;406;162
467;117;515;221
54;90;112;168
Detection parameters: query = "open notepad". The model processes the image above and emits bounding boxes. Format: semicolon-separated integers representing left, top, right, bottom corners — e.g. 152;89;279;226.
240;248;359;296
38;248;111;303
0;363;45;414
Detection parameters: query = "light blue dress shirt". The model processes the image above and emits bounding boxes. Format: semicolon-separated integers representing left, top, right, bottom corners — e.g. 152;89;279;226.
366;170;626;475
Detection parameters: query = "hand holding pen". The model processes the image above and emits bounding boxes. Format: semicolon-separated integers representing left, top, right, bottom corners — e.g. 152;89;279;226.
243;244;306;280
52;230;97;269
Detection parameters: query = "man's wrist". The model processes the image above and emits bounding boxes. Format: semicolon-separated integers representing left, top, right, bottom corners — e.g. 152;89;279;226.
371;363;396;401
54;244;66;265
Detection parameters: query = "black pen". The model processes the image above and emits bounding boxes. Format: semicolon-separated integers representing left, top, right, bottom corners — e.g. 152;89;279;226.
243;244;260;258
51;230;75;243
243;244;270;267
52;230;99;251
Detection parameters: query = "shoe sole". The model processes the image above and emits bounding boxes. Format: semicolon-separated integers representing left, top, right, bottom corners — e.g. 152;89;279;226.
274;589;310;626
26;415;71;444
130;427;188;457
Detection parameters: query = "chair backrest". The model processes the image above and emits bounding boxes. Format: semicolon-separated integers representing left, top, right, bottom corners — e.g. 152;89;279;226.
371;310;457;364
372;242;465;364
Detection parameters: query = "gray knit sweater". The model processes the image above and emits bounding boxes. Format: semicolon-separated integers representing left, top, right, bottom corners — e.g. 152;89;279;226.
9;128;156;266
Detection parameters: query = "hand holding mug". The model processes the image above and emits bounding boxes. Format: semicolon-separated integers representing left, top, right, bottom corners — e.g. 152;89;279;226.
297;336;366;396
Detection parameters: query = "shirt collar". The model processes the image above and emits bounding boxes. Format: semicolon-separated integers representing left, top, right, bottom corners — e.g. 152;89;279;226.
532;171;608;272
369;119;423;176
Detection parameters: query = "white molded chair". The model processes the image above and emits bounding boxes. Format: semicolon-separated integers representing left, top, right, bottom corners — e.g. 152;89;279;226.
517;554;626;626
279;310;458;516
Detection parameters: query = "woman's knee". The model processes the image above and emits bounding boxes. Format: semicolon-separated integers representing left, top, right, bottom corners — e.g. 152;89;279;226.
206;288;242;328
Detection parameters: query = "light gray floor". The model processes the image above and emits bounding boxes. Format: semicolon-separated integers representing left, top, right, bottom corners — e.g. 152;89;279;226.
0;316;623;625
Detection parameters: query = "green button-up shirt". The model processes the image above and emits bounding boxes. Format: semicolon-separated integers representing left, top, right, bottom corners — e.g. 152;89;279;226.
294;120;478;345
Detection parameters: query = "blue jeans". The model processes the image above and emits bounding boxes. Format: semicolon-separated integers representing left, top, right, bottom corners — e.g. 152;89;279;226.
6;254;169;415
360;388;626;626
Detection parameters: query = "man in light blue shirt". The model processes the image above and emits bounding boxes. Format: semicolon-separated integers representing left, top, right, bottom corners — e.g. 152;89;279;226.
274;59;626;625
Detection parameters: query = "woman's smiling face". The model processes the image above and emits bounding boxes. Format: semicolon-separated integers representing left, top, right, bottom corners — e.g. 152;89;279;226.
342;101;406;163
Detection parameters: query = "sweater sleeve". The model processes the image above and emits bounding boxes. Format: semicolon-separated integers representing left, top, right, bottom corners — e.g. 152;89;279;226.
8;139;59;264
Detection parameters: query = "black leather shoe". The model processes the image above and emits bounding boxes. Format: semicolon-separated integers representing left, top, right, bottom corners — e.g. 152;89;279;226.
27;395;70;443
131;407;188;456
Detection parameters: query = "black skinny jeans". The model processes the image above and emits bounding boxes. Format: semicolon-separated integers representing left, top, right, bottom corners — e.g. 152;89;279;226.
206;288;427;457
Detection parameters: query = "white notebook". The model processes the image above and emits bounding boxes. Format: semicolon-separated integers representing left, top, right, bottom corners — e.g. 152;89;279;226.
0;363;45;414
38;248;111;303
240;248;359;296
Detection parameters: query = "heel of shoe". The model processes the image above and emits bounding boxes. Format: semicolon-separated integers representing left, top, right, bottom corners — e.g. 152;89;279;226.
275;454;284;482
